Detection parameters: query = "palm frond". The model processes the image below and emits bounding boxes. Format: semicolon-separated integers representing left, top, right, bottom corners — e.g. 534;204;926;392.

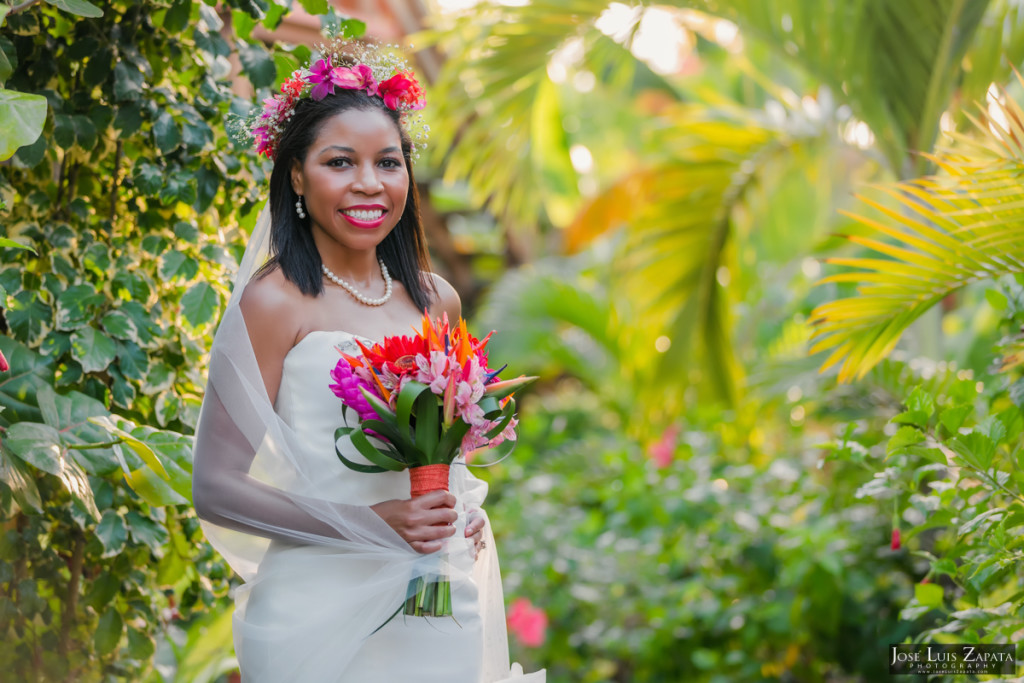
809;80;1024;381
685;0;991;177
412;0;667;227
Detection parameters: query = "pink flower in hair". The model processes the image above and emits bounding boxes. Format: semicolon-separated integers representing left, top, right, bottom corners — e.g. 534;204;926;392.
332;64;378;95
308;58;336;101
253;126;273;157
377;71;426;110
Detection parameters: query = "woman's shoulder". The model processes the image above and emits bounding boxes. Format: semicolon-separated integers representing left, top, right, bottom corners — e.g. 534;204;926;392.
239;266;304;338
424;271;461;320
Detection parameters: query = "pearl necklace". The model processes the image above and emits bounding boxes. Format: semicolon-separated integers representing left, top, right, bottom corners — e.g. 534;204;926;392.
321;259;393;306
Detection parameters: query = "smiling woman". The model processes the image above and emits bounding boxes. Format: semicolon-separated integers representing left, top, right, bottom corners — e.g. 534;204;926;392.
191;38;544;683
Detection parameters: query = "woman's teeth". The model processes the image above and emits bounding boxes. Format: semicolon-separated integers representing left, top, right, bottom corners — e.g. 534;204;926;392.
343;209;384;221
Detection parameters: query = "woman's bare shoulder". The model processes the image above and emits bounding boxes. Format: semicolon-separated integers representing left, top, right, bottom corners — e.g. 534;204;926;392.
239;267;303;341
425;271;461;321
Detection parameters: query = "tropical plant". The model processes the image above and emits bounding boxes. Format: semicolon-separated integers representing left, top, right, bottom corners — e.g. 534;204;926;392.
811;77;1024;381
416;0;1024;410
0;0;363;677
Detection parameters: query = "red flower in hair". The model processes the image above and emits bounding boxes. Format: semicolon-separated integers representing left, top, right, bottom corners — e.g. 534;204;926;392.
377;72;426;111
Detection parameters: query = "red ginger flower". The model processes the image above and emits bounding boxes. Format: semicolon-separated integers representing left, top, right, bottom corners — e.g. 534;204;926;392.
0;349;8;372
891;528;901;550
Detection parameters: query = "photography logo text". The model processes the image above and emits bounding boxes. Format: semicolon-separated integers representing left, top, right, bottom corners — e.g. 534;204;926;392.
889;644;1017;675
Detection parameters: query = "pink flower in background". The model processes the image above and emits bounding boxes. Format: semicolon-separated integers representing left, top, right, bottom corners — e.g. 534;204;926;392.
648;424;680;468
0;349;8;372
891;528;901;550
507;597;547;647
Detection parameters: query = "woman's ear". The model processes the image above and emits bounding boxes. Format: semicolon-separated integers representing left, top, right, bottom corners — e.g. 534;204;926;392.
290;159;304;196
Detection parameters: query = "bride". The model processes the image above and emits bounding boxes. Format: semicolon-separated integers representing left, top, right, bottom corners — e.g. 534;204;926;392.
191;39;545;682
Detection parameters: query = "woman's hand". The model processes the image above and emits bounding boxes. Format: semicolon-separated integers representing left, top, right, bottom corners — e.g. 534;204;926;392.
371;491;457;554
465;508;487;560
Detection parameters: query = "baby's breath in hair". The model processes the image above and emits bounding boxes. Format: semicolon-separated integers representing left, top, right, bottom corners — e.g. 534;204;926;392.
233;37;429;161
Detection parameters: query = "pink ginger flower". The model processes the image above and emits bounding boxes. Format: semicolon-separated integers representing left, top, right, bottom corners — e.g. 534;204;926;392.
507;598;547;648
329;359;379;423
0;349;8;372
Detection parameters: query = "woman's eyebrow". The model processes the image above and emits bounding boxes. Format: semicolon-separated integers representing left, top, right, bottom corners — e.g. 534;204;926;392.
320;145;401;154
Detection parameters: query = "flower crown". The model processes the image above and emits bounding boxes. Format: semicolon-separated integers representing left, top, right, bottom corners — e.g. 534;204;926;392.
239;39;428;161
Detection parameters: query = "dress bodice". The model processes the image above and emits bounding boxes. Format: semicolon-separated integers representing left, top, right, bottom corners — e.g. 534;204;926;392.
274;329;410;505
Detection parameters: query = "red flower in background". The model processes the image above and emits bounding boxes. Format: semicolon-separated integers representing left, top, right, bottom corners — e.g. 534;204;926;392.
648;424;680;468
507;597;547;648
891;528;901;550
0;349;8;372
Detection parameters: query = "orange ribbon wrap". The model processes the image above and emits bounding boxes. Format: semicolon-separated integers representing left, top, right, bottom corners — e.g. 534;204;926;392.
409;464;450;498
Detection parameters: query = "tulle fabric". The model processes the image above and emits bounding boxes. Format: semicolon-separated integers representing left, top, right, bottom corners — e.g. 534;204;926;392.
192;206;544;681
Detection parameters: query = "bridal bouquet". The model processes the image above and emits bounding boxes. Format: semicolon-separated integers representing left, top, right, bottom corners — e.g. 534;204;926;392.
329;311;536;618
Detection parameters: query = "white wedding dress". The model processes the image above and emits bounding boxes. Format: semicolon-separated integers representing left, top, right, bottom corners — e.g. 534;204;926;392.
224;329;543;682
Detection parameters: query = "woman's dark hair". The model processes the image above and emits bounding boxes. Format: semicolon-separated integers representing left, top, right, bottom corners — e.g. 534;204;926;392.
253;87;437;312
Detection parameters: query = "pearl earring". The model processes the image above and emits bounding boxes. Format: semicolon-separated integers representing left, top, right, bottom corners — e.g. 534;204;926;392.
295;196;307;219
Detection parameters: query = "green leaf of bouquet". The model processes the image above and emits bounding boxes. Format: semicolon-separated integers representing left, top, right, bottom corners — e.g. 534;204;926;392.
467;435;518;467
349;428;407;472
44;0;104;18
0;89;46;162
333;427;389;473
414;390;439;460
359;388;399;424
434;420;470;463
0;237;36;253
483;401;515;440
397;380;431;431
360;419;411;451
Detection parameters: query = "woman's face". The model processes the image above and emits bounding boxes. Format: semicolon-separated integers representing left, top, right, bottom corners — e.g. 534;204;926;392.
290;107;409;254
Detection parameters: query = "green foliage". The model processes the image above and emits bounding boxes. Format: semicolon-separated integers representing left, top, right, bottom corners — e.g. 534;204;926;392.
0;0;358;677
811;80;1024;381
828;357;1024;647
488;379;918;682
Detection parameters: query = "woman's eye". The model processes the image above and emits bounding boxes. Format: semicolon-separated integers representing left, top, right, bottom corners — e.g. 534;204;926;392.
380;158;402;168
327;157;352;167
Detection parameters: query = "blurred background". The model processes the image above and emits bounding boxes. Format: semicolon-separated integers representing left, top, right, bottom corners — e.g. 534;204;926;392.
2;0;1024;681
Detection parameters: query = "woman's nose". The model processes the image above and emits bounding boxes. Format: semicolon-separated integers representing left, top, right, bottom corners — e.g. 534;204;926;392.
353;163;384;193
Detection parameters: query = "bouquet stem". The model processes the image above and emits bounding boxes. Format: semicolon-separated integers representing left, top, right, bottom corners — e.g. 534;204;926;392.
406;464;453;619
